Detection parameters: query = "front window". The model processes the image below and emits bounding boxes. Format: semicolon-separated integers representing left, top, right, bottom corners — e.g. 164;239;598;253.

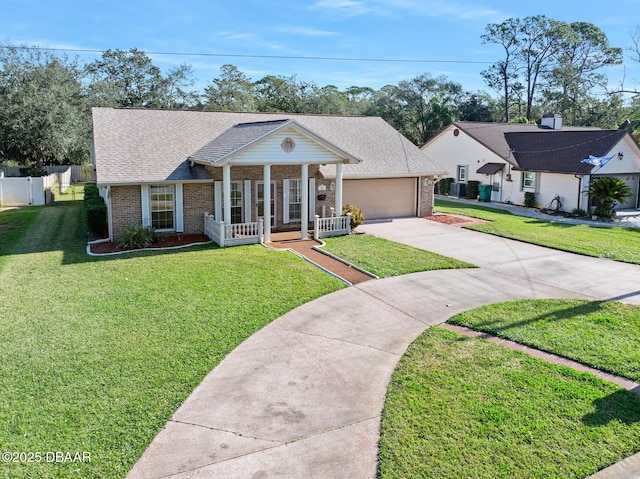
230;181;243;224
457;165;467;182
288;179;302;222
523;172;536;189
150;185;174;230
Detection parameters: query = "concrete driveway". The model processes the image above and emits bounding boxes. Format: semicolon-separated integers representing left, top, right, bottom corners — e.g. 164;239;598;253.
127;218;640;479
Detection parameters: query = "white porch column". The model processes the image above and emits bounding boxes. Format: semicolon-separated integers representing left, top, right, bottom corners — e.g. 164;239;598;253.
301;163;309;240
223;164;231;225
263;164;271;243
335;163;344;216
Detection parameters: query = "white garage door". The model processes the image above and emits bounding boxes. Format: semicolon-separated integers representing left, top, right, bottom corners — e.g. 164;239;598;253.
343;178;417;219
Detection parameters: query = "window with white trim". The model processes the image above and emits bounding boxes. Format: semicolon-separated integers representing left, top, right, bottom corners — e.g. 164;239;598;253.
523;172;536;189
230;181;243;224
150;185;174;230
457;165;467;182
288;179;302;222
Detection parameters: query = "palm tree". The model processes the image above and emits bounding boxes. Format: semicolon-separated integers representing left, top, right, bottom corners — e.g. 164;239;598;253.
587;177;632;218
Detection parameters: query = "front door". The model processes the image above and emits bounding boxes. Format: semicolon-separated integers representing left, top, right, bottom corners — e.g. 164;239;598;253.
256;181;276;227
491;170;502;202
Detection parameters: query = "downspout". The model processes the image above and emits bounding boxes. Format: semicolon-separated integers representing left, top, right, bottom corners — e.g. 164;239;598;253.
575;175;583;211
106;185;113;242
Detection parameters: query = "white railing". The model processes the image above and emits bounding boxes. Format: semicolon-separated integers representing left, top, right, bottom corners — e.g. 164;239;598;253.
204;213;263;247
314;213;351;240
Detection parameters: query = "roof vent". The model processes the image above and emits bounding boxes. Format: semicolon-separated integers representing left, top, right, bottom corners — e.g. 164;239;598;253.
541;113;563;130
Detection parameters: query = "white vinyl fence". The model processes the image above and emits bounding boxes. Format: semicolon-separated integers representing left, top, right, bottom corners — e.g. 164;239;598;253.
0;168;71;206
0;165;95;183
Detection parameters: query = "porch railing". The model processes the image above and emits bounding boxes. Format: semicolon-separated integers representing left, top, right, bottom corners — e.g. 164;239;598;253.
204;213;263;247
314;213;351;240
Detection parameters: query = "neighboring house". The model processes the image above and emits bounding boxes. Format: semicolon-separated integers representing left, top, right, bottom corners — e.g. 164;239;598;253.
421;114;640;212
92;108;446;244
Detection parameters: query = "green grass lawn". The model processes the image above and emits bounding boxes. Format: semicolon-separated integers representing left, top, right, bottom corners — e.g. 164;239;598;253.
379;327;640;479
447;299;640;382
321;233;475;277
435;199;640;264
0;201;344;478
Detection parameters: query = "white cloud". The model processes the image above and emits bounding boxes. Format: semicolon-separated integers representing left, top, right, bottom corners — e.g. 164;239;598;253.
274;26;339;37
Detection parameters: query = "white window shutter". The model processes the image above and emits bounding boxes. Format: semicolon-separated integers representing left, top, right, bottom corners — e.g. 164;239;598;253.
308;178;316;218
141;185;150;227
244;180;252;223
175;183;184;232
214;181;222;222
283;179;290;224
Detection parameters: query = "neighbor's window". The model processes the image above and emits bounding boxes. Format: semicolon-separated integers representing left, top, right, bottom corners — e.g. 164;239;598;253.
523;172;536;189
457;165;467;182
288;179;302;222
150;185;174;230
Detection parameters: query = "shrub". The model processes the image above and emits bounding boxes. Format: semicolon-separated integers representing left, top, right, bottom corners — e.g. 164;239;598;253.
438;178;454;195
86;202;108;239
19;166;47;177
594;205;615;220
117;225;159;249
588;177;632;216
466;180;479;199
342;204;365;230
571;208;588;217
524;192;536;208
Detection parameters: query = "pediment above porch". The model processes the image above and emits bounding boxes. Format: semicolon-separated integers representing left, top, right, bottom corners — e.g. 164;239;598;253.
188;119;361;167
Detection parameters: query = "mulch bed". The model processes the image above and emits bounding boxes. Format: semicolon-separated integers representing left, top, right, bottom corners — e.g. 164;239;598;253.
89;234;211;255
423;213;487;226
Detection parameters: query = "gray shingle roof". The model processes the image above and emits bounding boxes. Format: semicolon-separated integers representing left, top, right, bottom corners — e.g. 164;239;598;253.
454;121;602;165
189;120;288;164
505;130;629;174
92;108;447;184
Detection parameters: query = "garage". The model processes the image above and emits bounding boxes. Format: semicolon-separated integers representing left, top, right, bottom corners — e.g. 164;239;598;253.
592;174;640;209
343;178;417;219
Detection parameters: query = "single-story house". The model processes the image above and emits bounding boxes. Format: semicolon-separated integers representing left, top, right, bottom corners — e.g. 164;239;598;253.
421;114;640;211
92;108;446;244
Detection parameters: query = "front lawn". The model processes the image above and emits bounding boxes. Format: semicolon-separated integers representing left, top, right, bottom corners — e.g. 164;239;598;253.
448;299;640;382
379;327;640;479
435;199;640;264
321;233;475;277
0;201;344;478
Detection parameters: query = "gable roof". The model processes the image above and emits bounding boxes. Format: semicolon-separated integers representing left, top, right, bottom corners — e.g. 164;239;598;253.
450;121;602;164
92;108;446;184
505;130;629;174
189;118;361;166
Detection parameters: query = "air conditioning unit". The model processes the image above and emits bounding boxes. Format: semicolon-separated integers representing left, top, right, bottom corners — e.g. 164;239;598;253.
449;182;467;198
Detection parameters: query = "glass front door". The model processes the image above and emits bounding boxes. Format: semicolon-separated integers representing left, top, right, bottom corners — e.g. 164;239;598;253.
256;181;276;227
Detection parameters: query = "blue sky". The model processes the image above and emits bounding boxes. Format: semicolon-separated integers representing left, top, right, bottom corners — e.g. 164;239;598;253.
2;0;640;96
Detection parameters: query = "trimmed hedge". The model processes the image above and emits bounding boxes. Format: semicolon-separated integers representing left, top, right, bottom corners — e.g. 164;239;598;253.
84;183;108;239
466;180;479;199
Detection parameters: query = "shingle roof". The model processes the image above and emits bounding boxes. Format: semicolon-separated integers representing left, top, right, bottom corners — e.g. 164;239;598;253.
189;120;288;164
505;130;628;174
476;163;505;175
92;108;447;184
454;121;602;164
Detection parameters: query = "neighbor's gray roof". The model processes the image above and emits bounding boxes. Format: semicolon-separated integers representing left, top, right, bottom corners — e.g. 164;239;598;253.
453;121;602;164
505;130;629;174
92;108;447;184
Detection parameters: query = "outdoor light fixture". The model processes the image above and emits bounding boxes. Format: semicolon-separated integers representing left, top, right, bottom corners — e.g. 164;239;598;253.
618;151;624;160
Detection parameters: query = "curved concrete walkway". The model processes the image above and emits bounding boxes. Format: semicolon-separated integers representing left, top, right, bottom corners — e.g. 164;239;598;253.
127;218;640;479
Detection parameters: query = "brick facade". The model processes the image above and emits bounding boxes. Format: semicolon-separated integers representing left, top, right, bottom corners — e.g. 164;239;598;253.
108;170;433;240
183;183;214;234
110;185;142;240
418;176;435;216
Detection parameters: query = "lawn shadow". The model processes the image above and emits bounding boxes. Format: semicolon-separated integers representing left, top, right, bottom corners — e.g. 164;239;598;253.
582;388;640;426
0;202;220;266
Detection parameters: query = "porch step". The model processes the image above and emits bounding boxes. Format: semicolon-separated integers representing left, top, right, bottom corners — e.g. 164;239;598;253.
266;237;375;285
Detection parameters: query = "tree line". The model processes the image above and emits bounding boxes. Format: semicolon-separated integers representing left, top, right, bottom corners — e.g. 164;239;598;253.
1;16;639;169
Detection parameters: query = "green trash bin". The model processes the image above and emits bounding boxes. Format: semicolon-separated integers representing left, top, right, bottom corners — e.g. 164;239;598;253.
478;185;492;202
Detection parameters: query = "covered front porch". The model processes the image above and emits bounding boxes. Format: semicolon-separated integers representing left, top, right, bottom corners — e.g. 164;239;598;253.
190;118;361;247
